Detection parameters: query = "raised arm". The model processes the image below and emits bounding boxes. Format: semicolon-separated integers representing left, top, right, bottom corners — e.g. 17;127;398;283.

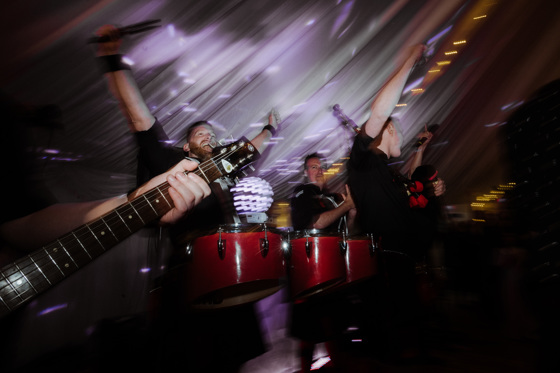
363;44;425;138
0;159;210;251
249;111;277;153
405;125;433;179
95;25;155;132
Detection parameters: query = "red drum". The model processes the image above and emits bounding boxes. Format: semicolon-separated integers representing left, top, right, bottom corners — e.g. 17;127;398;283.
341;234;380;286
288;230;346;301
183;224;285;309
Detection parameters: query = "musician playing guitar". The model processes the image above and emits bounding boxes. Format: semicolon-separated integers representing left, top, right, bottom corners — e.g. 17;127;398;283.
93;24;280;372
0;96;212;371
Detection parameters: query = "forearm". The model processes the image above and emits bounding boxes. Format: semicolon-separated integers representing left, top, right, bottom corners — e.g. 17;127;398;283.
406;149;424;179
312;203;352;230
364;50;420;138
0;196;128;251
104;69;155;132
250;128;273;153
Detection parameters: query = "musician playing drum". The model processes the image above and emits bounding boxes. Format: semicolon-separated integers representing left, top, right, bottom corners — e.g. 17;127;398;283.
291;153;356;233
289;152;357;372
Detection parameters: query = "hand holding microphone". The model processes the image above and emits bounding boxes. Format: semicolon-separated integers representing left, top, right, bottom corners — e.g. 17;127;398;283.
415;123;439;148
88;19;161;44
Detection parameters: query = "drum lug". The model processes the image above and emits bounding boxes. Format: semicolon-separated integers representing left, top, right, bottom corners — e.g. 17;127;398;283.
339;231;348;255
185;242;194;260
368;234;377;257
305;236;312;258
260;224;270;257
339;240;347;255
260;238;269;257
217;229;226;259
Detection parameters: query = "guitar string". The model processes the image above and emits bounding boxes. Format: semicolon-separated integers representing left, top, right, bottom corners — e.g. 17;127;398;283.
0;142;253;309
0;141;253;306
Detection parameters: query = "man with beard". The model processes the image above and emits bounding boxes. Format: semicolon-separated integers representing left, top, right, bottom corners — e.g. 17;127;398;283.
95;25;276;237
94;25;279;372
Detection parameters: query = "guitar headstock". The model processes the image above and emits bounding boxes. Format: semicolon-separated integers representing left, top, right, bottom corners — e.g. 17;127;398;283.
211;137;260;178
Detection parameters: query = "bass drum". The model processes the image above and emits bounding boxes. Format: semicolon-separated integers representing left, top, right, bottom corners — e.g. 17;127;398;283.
183;224;286;309
288;230;346;301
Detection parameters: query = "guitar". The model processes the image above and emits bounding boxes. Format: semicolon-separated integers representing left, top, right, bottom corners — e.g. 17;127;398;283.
0;137;259;318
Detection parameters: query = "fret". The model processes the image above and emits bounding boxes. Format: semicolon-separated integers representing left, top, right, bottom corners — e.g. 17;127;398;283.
198;167;211;183
75;223;108;258
71;232;92;259
141;194;158;216
0;271;22;306
43;246;70;278
100;216;119;240
156;186;173;209
0;267;31;307
131;196;160;222
128;202;145;224
91;218;120;248
0;290;10;311
14;263;37;295
54;236;88;269
15;264;39;306
114;209;132;233
29;256;52;286
0;272;16;312
15;256;52;295
116;203;148;233
57;240;80;270
86;222;106;251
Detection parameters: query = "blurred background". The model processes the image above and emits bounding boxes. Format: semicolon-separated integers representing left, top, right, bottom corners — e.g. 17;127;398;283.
1;0;559;372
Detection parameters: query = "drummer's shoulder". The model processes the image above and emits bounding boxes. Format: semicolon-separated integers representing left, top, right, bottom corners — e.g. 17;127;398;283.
292;183;318;198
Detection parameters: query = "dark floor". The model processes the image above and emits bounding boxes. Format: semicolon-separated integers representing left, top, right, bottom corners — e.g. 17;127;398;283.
242;279;547;373
291;291;540;373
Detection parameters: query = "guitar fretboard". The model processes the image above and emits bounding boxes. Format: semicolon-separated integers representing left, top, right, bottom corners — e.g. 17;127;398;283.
0;156;227;317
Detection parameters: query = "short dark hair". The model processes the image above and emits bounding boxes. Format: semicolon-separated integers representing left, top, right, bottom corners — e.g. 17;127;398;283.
303;152;323;170
184;121;213;142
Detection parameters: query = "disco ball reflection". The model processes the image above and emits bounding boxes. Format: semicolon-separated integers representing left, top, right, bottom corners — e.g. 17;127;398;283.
231;177;274;214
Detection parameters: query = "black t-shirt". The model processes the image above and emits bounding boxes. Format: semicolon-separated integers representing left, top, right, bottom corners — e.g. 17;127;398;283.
133;120;234;244
290;183;341;232
348;133;433;260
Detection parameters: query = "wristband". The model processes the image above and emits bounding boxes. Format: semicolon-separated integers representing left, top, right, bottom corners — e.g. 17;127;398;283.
97;54;131;73
263;124;277;136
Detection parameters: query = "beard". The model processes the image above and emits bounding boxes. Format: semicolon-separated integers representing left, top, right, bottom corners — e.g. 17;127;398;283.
188;142;214;162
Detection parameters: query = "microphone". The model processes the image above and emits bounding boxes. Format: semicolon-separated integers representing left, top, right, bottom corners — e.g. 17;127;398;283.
332;104;360;134
87;19;161;43
415;124;439;147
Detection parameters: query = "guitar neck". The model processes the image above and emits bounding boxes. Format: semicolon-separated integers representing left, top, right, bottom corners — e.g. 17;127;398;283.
0;138;257;318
